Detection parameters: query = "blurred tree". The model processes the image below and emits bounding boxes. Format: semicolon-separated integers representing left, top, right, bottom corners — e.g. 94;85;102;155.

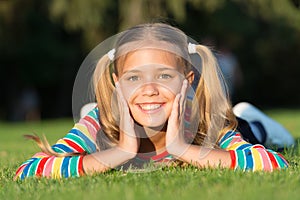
0;0;83;120
1;0;300;120
48;0;228;48
181;0;300;106
235;0;300;31
231;0;300;106
49;0;118;49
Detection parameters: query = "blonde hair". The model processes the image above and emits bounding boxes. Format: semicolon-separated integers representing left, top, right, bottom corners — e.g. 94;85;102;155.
93;23;237;149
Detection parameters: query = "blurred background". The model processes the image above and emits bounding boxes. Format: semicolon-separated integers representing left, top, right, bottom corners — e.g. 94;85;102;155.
0;0;299;122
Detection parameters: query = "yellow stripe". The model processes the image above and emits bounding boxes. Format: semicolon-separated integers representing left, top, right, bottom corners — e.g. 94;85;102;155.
52;157;63;179
251;148;263;171
75;124;93;140
56;139;69;146
227;141;249;150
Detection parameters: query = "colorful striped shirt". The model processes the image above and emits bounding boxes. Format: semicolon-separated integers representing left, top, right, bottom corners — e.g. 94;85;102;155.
219;131;288;171
15;107;288;179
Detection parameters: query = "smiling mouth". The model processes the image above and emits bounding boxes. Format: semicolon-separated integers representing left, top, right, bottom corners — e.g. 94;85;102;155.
137;103;164;112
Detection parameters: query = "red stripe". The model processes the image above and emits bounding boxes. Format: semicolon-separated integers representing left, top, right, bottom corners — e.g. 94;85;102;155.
78;156;84;176
36;157;50;177
137;151;169;161
235;133;242;137
64;139;84;153
267;151;279;169
185;107;191;116
151;151;169;161
85;115;100;130
252;144;265;149
15;165;26;177
229;150;236;169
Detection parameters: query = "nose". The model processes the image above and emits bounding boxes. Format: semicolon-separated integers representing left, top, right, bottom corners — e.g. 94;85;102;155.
140;83;159;96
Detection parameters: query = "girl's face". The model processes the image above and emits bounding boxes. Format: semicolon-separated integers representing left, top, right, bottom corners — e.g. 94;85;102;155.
115;49;193;128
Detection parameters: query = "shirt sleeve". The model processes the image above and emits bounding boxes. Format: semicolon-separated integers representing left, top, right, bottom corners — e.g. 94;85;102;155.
15;107;101;180
218;130;289;171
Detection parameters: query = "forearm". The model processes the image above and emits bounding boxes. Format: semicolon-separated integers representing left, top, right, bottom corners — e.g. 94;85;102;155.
170;143;289;171
16;147;136;179
83;146;136;174
229;145;288;171
169;144;232;169
219;131;289;171
15;153;85;179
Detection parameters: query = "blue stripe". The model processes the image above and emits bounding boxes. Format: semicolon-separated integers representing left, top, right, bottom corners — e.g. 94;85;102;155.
95;108;99;119
52;144;74;153
21;158;36;179
244;149;253;170
219;130;236;145
69;129;96;152
20;169;26;180
187;95;193;100
61;156;71;178
236;143;252;150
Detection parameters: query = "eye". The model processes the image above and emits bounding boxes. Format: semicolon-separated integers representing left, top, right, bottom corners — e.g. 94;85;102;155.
127;75;140;81
158;74;172;79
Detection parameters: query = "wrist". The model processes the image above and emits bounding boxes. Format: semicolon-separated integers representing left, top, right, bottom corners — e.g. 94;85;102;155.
115;145;137;159
166;141;190;158
86;146;137;173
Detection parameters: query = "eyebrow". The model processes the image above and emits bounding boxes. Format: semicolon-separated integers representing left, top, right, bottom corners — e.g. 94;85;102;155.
122;69;143;75
122;67;178;74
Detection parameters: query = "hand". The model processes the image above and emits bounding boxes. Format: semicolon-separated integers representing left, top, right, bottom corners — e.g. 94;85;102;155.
166;79;189;156
115;82;139;156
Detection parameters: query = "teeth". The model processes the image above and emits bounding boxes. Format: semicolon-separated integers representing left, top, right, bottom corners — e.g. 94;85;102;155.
140;104;161;110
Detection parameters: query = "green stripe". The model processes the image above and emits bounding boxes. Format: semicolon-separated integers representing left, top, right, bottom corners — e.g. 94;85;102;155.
220;138;232;149
70;156;80;177
275;153;286;168
89;111;97;119
66;134;89;153
236;150;245;170
28;159;39;176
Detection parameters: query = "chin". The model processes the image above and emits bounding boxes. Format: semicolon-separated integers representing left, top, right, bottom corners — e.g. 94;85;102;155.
135;117;167;129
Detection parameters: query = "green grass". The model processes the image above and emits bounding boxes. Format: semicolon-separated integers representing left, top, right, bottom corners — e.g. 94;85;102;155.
1;110;300;200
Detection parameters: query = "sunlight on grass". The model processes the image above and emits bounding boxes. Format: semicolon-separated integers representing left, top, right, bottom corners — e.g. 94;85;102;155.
1;109;300;200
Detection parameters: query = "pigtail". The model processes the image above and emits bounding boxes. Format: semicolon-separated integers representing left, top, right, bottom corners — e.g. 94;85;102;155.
192;44;237;147
93;54;120;145
23;134;85;157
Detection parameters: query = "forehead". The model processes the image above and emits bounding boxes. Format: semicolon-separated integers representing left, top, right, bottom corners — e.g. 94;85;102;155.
121;49;180;73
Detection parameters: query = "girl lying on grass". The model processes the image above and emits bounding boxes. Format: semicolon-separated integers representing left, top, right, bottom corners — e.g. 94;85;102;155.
15;23;294;180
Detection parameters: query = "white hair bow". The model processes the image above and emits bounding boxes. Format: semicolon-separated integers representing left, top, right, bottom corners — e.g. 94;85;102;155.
188;43;197;54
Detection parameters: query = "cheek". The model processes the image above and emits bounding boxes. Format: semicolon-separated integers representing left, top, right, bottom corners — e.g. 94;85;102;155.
120;84;137;101
163;79;183;95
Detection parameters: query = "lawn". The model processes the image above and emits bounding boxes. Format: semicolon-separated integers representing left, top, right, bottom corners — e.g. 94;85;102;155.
1;109;300;200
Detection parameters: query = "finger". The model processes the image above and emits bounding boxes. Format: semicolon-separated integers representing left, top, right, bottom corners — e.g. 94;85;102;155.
115;82;132;125
179;79;188;117
115;82;128;111
167;93;182;145
169;93;181;121
115;82;135;137
179;79;188;104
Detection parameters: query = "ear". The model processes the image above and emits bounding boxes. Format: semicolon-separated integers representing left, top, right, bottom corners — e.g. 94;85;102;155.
112;73;118;84
186;71;194;85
